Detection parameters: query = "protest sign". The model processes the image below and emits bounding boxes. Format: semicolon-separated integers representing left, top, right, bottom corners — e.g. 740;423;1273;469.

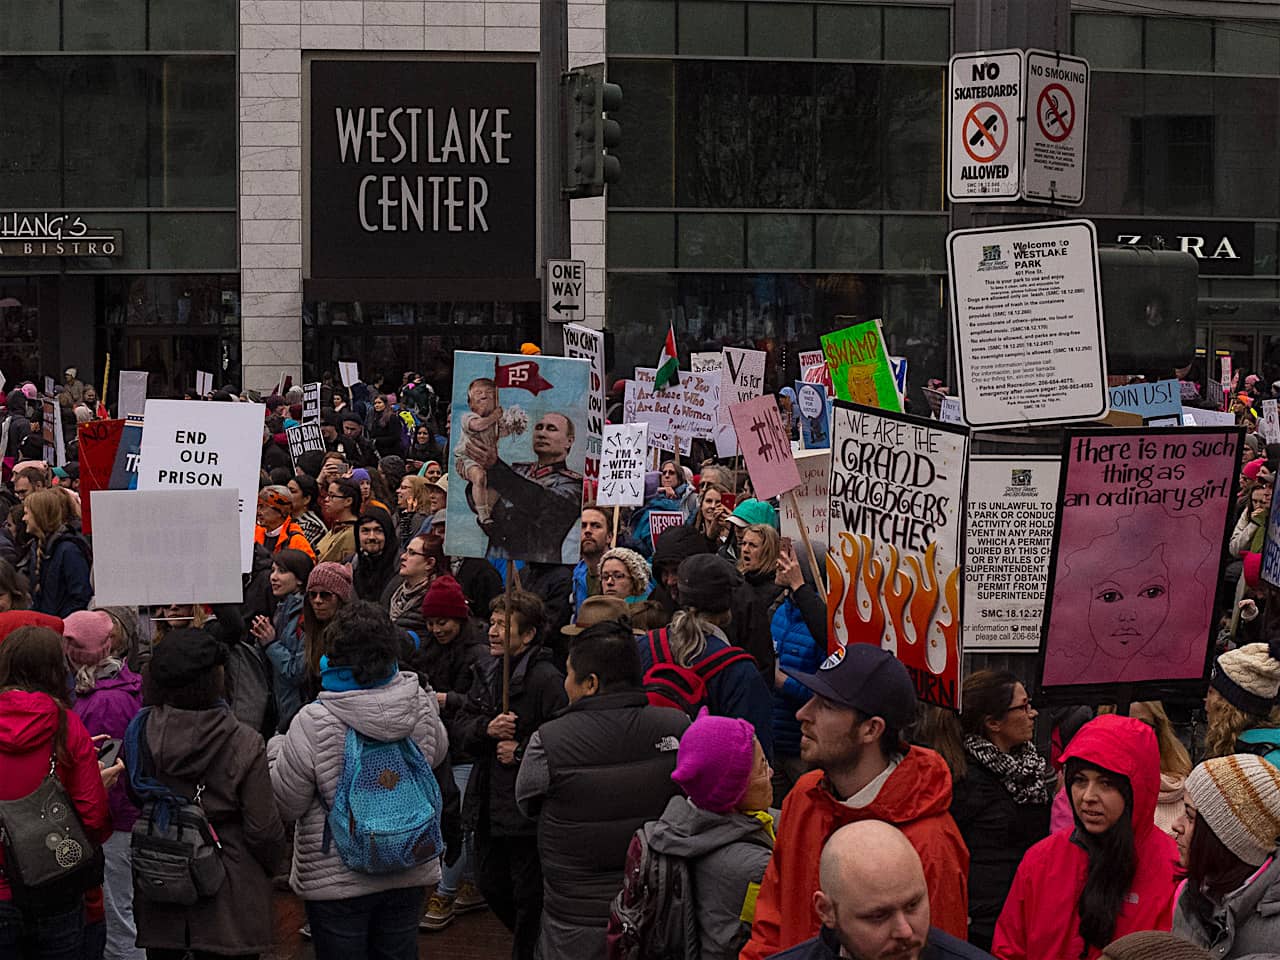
648;510;685;549
625;369;689;455
136;399;267;572
940;396;963;424
781;449;829;547
77;418;126;534
444;352;590;565
1039;426;1241;700
965;456;1060;652
821;320;901;412
1184;409;1236;427
828;402;970;709
1263;400;1280;443
108;418;143;490
729;395;801;501
799;349;833;390
679;368;726;443
285;423;326;471
40;398;65;467
597;423;648;507
1108;379;1183;426
948;220;1109;428
691;352;723;373
118;371;148;418
890;356;908;397
719;347;767;455
302;382;321;423
91;489;243;607
1221;355;1233;390
1263;496;1280;590
338;361;360;387
196;370;213;396
795;381;830;449
563;323;606;500
1205;378;1225;410
43;376;54;397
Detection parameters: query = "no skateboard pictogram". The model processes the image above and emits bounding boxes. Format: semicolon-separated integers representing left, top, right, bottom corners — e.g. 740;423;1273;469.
962;102;1008;164
1037;84;1074;143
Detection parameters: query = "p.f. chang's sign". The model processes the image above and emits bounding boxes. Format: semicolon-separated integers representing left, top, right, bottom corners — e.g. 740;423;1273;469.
0;213;123;258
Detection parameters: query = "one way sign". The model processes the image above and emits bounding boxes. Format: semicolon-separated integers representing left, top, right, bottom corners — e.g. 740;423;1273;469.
546;259;586;323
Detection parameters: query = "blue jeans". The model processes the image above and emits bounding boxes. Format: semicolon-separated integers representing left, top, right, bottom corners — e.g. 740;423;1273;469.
0;898;84;960
304;886;425;960
438;762;475;897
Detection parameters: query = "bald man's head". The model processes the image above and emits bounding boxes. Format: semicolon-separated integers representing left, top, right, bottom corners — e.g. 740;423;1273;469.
814;821;930;960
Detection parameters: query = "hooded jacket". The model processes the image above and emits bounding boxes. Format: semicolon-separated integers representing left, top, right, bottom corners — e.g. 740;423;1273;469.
992;715;1180;960
740;747;969;960
1173;850;1280;957
646;795;775;960
268;670;449;899
71;664;144;832
264;591;306;733
0;690;112;903
131;704;286;955
350;507;399;602
769;583;827;758
26;526;92;618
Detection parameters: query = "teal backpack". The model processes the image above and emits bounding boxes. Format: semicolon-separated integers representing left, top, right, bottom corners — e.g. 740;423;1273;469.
321;727;444;874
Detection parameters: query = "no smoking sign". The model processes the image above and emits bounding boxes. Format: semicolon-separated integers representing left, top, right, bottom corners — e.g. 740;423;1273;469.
1037;83;1074;143
1023;50;1089;205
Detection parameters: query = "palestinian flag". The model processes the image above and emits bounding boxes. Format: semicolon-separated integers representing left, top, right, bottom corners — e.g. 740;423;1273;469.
655;324;680;391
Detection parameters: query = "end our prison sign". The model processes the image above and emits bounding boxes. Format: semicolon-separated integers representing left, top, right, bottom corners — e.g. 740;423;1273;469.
310;59;536;280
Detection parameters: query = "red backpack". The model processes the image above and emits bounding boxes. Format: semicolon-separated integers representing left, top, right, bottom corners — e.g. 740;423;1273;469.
642;628;755;718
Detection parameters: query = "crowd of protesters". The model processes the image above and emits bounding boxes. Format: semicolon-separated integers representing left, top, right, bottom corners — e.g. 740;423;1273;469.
1;363;1280;960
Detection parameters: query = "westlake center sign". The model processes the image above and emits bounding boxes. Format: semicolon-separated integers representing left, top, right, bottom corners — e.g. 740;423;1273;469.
309;59;536;280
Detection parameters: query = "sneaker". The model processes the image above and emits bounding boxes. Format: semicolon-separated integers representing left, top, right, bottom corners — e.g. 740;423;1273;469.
298;923;311;939
420;892;456;931
454;880;487;914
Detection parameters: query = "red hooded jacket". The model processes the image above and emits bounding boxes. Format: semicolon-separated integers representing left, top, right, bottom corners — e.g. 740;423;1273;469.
992;715;1180;960
0;690;112;902
740;746;970;960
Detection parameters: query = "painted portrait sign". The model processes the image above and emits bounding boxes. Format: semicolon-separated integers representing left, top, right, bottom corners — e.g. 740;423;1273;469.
445;351;591;565
827;402;970;709
1040;427;1241;698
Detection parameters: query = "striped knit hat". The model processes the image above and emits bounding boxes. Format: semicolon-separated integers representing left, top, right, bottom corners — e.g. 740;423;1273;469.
1186;755;1280;866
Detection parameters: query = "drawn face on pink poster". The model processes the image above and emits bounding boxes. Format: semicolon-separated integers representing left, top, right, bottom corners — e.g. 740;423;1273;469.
1042;430;1239;689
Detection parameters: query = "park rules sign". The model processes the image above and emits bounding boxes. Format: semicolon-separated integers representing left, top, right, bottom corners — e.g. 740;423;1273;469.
310;59;536;280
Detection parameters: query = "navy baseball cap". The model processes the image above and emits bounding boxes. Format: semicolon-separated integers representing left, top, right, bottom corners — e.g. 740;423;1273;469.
785;643;917;730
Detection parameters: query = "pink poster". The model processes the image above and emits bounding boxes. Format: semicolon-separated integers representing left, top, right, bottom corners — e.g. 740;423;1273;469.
1041;427;1241;694
729;394;801;501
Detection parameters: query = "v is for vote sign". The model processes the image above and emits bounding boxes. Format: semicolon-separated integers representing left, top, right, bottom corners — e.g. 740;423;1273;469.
136;400;268;572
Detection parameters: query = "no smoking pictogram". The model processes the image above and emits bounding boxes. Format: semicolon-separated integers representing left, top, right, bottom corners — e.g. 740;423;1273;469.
1037;84;1074;142
962;102;1008;164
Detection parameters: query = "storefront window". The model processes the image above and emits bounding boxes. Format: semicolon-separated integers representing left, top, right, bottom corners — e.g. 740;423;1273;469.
0;280;44;385
0;0;236;52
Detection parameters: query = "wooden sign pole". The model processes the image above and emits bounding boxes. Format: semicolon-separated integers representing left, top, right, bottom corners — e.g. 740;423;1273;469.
787;489;827;605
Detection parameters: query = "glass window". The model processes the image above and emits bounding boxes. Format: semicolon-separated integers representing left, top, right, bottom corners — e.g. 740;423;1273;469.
62;58;151;207
882;215;947;272
1215;20;1280;75
880;65;944;210
608;213;676;268
65;213;149;271
883;7;949;63
150;213;237;270
815;64;882;208
0;58;63;206
1212;76;1280;218
679;2;744;57
678;214;743;268
674;61;749;206
1145;19;1212;73
150;57;238;206
149;0;237;50
815;6;880;61
744;62;817;208
747;214;812;269
63;0;146;50
606;60;674;207
748;3;812;60
0;0;60;50
815;214;880;270
607;0;675;55
1256;222;1279;276
1074;14;1142;70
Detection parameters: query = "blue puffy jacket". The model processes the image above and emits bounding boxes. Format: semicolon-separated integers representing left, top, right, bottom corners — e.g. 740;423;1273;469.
770;583;827;758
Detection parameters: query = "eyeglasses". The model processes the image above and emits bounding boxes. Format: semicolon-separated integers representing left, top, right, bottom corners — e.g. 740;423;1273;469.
1005;700;1034;716
404;548;428;559
307;590;336;601
600;572;630;583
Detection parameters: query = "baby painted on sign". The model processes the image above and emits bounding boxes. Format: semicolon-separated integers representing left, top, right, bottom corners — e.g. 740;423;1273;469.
454;377;527;527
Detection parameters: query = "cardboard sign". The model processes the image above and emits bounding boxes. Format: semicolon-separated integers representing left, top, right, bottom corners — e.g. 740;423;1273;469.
285;423;326;471
338;361;360;387
135;399;267;572
729;395;802;501
821;320;902;412
720;347;767;455
1262;494;1280;590
799;349;833;391
108;418;143;490
940;396;963;424
795;381;830;449
444;352;590;565
76;418;126;534
43;376;55;397
302;382;322;424
690;352;723;373
196;370;213;396
1262;400;1280;443
1108;379;1183;426
118;371;148;418
679;368;726;444
563;323;606;499
648;511;685;549
1184;409;1236;427
1040;427;1241;699
597;423;648;507
890;356;908;398
91;489;243;606
828;402;970;709
965;455;1061;652
625;369;690;455
781;449;829;548
948;220;1109;428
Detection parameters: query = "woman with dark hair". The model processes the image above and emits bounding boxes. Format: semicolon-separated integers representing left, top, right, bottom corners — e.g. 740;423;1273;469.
288;474;327;550
395;475;433;549
315;478;362;563
269;601;448;959
0;625;114;958
381;532;445;639
352;506;400;603
129;629;285;960
297;562;354;707
408;424;444;470
993;714;1179;960
21;488;91;617
1169;754;1280;956
248;548;316;733
366;394;405;457
950;671;1054;951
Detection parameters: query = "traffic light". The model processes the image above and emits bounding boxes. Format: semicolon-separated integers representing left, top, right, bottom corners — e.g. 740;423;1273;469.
564;64;622;199
1098;245;1197;377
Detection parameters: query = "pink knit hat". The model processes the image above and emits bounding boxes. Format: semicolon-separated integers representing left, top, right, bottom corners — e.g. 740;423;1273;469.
307;562;353;602
671;708;756;813
62;610;115;667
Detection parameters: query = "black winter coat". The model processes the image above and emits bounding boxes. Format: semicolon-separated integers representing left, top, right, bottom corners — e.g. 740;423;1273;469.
455;558;504;623
949;759;1050;948
455;645;567;835
366;414;404;457
406;619;488;763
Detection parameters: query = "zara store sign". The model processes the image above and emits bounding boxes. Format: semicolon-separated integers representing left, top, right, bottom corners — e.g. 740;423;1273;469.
309;59;536;281
1100;218;1252;276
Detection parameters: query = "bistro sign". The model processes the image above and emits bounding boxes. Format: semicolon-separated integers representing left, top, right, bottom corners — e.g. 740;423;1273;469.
0;213;123;258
